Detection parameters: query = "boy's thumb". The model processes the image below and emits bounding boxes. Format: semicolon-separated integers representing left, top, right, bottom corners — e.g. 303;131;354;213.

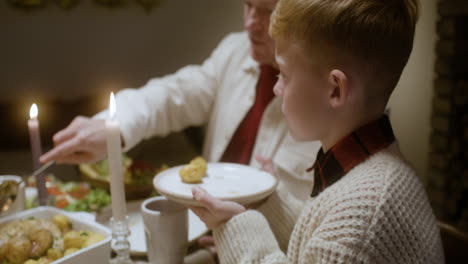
192;186;218;211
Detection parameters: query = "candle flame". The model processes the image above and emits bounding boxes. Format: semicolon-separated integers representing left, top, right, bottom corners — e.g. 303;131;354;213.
109;92;116;119
29;103;38;119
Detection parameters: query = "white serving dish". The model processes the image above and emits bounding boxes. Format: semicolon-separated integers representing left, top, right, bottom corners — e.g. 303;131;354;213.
0;206;111;264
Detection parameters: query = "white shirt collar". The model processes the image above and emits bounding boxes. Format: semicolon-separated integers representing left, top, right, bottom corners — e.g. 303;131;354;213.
241;52;260;75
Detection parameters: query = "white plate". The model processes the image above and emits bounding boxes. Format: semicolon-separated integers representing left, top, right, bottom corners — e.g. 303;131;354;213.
154;162;278;206
96;200;208;256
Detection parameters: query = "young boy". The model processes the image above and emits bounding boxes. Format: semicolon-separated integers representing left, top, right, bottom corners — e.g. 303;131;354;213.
190;0;444;263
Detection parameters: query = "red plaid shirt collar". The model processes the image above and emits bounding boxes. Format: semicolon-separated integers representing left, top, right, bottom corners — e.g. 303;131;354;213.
307;115;395;197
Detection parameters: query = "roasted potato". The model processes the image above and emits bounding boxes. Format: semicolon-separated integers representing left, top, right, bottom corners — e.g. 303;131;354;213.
6;235;32;264
37;256;53;264
30;229;54;258
179;156;207;183
63;230;86;249
0;238;8;259
47;247;63;260
64;247;79;256
82;233;105;248
190;157;207;173
52;214;72;233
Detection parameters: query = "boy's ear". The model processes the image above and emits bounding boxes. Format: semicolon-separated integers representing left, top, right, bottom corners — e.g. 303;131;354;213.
328;69;349;108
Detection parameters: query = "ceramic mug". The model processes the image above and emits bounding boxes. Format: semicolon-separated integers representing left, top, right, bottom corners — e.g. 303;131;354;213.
141;196;188;264
0;175;26;217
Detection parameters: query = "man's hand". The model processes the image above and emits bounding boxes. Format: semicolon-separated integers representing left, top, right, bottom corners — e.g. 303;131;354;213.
40;116;108;164
189;186;246;230
197;235;218;262
255;155;276;175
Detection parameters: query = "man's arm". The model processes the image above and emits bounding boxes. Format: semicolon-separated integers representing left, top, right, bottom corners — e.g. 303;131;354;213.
97;33;246;151
41;33;244;164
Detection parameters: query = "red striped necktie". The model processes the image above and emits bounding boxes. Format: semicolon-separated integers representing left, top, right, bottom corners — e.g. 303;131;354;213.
220;65;279;164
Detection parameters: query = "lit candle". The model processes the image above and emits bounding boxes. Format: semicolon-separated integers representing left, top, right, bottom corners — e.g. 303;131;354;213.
28;103;48;206
106;92;127;221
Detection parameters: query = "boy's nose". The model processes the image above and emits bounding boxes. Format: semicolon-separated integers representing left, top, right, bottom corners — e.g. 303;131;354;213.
273;83;283;96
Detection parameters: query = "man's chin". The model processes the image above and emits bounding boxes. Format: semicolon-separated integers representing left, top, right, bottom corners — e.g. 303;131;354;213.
250;49;272;65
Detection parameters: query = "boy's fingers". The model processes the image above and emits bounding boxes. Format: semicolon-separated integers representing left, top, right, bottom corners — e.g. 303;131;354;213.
189;206;210;220
192;187;219;212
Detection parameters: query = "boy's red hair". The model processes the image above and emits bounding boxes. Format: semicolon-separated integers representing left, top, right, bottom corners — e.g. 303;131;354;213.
270;0;419;104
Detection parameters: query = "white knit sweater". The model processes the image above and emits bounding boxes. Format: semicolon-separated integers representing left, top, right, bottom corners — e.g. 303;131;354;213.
213;146;444;263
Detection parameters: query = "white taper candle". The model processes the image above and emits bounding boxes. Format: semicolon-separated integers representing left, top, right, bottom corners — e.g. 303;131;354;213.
106;93;127;221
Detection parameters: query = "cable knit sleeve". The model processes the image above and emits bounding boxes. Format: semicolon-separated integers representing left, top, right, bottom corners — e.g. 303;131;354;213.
213;210;288;264
257;184;305;252
212;210;365;264
213;209;371;264
212;183;306;264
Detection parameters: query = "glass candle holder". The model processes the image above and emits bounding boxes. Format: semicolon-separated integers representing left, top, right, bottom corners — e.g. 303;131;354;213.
109;216;133;264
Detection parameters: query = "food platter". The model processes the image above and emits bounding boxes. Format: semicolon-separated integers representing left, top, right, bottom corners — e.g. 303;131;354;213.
79;156;167;200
